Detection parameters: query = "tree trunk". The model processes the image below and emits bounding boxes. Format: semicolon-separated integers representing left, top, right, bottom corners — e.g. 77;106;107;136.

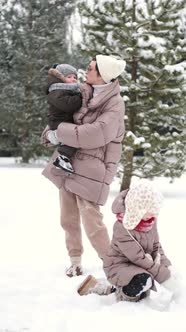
120;147;134;190
21;153;30;163
120;29;138;191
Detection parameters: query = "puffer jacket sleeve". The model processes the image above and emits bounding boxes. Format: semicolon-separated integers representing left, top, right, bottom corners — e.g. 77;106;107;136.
116;226;170;283
152;223;171;267
56;101;123;149
48;92;82;114
117;228;158;271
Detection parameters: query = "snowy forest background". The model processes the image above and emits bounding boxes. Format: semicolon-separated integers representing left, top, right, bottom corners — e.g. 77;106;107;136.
0;0;186;189
0;2;186;330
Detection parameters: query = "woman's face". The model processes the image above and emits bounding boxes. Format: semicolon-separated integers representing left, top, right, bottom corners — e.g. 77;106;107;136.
85;60;104;85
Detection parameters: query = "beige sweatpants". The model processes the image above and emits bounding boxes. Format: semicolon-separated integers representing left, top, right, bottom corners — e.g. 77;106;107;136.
59;186;110;259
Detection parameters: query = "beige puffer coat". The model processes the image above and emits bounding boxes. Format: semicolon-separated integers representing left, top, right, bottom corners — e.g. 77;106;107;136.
42;80;125;205
103;191;171;287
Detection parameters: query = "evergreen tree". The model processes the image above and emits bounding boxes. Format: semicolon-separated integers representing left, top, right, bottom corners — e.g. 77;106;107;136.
79;0;186;189
0;0;76;162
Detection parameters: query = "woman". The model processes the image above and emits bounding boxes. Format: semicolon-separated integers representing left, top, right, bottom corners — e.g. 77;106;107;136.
42;54;126;277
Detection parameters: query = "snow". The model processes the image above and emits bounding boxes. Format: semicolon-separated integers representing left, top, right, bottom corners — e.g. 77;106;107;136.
0;158;186;332
140;50;155;59
138;36;166;49
134;136;145;144
164;64;185;75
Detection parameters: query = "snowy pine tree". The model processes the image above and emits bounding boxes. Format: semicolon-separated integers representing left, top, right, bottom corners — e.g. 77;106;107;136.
0;0;76;162
79;0;186;189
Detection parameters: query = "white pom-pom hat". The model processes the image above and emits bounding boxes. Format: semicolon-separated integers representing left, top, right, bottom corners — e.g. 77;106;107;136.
123;179;163;230
96;55;126;83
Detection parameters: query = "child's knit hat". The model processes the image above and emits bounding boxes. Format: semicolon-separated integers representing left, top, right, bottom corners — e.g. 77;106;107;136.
123;179;163;230
56;64;77;78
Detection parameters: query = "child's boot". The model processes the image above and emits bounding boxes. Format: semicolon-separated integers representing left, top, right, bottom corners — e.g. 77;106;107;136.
53;154;74;173
116;273;152;302
77;275;115;296
78;275;98;295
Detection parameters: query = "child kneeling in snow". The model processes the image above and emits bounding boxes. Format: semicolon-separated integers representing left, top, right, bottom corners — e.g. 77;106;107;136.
78;179;177;302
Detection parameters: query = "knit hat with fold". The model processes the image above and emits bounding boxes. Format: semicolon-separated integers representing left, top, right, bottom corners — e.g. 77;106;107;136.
123;179;163;230
56;64;77;78
96;55;126;83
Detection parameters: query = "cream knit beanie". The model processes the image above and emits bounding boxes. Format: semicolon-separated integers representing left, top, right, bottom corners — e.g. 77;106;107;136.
123;179;163;230
96;55;126;83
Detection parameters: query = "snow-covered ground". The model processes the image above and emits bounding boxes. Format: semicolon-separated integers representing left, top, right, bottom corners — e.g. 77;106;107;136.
0;158;186;332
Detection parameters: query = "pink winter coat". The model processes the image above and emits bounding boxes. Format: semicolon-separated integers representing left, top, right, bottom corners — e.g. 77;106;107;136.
103;191;171;287
42;80;125;205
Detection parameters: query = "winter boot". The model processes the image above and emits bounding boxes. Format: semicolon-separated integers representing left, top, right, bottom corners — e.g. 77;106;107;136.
66;256;83;278
66;265;83;278
77;275;116;296
78;275;98;295
116;273;152;302
115;287;141;302
53;154;74;173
